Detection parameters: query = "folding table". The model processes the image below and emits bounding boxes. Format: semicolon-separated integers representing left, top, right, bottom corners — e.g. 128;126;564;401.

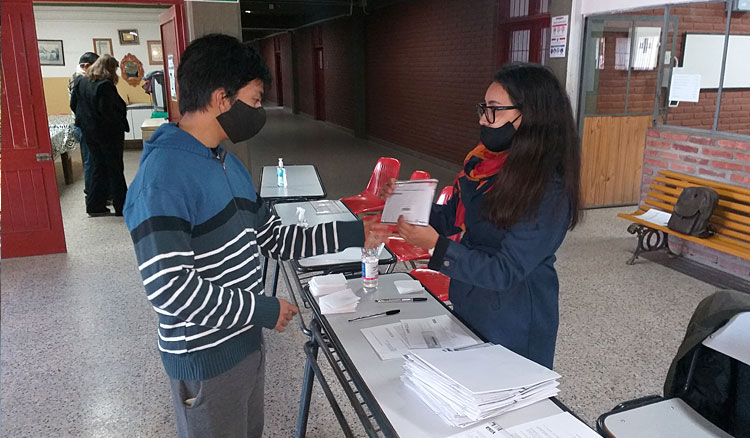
278;269;580;438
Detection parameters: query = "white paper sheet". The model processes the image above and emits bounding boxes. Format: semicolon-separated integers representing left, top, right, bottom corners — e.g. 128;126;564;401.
309;273;348;297
394;279;427;295
445;421;512;438
401;315;478;350
319;289;360;315
381;179;438;226
670;68;702;103
504;412;601;438
310;199;344;214
361;322;411;360
638;209;672;227
702;312;750;366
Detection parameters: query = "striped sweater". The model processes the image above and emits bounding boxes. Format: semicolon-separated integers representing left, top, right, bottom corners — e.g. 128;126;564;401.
123;123;364;381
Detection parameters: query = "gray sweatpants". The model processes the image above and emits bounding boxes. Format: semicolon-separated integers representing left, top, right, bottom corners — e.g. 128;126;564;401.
169;348;265;438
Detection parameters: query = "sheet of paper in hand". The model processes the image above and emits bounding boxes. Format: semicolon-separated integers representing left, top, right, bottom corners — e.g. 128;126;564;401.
381;179;438;226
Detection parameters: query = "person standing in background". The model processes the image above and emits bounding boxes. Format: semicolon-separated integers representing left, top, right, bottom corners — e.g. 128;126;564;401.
69;51;102;207
70;54;129;216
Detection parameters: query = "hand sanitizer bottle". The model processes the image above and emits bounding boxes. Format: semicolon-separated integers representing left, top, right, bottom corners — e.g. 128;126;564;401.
361;247;379;292
277;158;287;187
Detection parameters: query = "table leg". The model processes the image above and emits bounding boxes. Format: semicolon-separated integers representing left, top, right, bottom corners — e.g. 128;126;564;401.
61;152;73;185
296;341;319;438
271;261;280;297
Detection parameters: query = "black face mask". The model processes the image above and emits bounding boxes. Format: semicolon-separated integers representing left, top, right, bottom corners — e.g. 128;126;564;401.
480;115;521;152
216;99;266;143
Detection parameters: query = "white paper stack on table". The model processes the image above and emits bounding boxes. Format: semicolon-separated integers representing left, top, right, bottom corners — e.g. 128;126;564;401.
402;344;561;428
393;279;426;295
309;273;360;314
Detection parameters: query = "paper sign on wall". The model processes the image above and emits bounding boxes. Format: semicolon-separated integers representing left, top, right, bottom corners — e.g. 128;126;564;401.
550;15;569;58
669;67;701;103
167;54;177;102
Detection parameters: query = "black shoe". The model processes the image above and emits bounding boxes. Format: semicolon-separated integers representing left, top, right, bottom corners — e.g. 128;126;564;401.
87;208;112;217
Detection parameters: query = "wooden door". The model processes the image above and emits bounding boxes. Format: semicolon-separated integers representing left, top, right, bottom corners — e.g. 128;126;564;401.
1;0;67;258
313;47;325;121
159;5;188;123
581;116;652;206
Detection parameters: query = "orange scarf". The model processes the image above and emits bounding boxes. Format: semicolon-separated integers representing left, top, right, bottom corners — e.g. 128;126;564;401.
453;143;508;231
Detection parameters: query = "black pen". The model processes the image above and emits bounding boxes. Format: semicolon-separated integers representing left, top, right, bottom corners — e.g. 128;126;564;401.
347;309;400;322
374;298;428;303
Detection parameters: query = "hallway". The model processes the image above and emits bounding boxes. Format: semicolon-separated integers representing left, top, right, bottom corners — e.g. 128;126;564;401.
1;108;721;437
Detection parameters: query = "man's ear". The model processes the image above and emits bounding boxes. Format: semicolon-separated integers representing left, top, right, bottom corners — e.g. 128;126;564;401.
211;88;229;113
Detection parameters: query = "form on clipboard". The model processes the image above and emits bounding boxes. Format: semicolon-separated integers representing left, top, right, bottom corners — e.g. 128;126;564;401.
381;179;438;226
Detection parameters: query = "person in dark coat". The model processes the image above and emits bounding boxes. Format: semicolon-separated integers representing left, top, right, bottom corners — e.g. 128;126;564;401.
381;64;582;368
70;54;129;216
69;52;100;205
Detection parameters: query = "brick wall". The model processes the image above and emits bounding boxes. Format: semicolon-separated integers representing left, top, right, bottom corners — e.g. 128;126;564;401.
365;0;499;164
294;27;316;116
594;3;750;136
322;18;354;130
641;125;750;280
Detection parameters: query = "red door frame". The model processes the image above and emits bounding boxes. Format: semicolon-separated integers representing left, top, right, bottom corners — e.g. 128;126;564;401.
496;0;550;66
1;0;186;259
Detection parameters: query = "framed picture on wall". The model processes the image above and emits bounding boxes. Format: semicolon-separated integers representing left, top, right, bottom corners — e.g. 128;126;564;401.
118;29;140;45
147;40;163;65
38;40;65;66
93;38;113;56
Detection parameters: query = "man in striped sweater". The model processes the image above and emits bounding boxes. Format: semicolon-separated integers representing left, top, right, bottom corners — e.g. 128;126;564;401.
123;34;386;438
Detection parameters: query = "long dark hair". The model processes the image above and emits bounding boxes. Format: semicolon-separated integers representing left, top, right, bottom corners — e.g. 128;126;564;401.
483;63;581;230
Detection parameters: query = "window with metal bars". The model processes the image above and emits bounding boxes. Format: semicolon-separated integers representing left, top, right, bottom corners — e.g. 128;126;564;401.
497;0;551;66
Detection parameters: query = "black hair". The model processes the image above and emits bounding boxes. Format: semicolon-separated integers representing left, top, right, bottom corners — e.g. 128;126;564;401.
177;34;271;114
78;52;99;66
483;63;582;230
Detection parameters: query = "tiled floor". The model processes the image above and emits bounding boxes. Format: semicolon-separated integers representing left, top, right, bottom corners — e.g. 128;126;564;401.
1;108;721;437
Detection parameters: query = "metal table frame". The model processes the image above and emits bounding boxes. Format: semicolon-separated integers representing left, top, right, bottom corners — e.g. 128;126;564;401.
280;267;577;438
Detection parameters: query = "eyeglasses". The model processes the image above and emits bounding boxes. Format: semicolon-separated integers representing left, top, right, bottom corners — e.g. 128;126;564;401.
476;103;520;124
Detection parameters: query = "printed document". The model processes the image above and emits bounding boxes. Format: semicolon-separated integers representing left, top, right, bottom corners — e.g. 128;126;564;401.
361;322;411;360
401;314;478;349
638;209;671;227
381;179;438;226
310;200;345;214
504;412;601;438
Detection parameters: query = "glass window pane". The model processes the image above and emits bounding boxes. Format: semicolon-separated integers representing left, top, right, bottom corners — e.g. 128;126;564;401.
717;9;750;136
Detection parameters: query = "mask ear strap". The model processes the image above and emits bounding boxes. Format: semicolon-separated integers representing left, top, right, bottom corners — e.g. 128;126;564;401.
511;113;522;124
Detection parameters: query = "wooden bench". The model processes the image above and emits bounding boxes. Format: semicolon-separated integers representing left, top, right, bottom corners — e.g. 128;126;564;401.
618;170;750;265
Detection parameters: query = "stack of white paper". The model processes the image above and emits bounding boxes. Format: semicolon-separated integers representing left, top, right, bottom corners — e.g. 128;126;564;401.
319;289;360;314
309;273;348;297
402;345;561;428
394;279;426;295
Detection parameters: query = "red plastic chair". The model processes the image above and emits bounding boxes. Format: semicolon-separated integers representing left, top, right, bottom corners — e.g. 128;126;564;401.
436;185;454;205
410;267;450;302
409;170;431;180
340;157;400;215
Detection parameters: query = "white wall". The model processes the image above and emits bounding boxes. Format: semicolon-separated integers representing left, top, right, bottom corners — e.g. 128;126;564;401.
33;5;168;78
581;0;708;15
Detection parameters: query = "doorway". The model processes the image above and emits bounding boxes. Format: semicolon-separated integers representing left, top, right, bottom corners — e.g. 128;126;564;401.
313;47;325;121
578;14;677;207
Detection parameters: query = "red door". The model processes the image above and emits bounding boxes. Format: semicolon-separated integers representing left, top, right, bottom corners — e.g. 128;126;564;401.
160;5;188;123
313;47;325;121
1;0;67;258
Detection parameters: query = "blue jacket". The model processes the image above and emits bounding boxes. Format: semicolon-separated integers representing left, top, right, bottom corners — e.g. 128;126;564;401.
428;178;571;369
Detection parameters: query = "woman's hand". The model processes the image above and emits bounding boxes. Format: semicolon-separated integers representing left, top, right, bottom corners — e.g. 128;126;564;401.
364;220;391;248
397;216;439;250
378;178;397;200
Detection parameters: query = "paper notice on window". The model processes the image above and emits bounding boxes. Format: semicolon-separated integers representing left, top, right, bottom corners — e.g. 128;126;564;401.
669;68;701;103
381;179;438;226
638;209;671;227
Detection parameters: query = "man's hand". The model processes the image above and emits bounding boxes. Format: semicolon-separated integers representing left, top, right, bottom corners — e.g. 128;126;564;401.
378;178;397;200
364;220;392;248
275;298;299;333
397;215;439;250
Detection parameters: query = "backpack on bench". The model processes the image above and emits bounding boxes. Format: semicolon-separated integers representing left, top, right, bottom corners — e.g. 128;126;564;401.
667;187;719;238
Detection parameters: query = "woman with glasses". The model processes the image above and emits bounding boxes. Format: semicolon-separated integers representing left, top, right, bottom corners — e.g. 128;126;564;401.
381;63;581;368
